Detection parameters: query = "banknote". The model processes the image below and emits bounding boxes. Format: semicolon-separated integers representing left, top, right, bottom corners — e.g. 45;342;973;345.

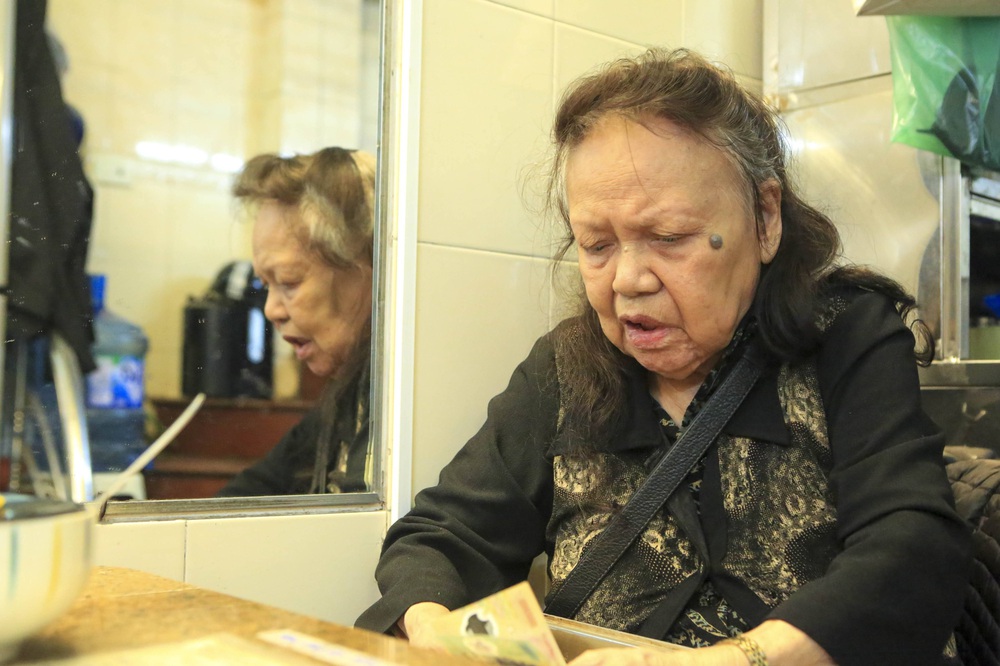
424;582;566;666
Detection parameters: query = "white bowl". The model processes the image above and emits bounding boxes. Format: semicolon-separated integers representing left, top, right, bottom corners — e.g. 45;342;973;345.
0;494;94;663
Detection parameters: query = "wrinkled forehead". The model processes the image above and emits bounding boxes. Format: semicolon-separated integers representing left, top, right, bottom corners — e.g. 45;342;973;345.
561;113;758;220
569;116;742;188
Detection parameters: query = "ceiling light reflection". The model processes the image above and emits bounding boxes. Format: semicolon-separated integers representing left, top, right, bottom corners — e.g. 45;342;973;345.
210;153;243;173
135;141;244;173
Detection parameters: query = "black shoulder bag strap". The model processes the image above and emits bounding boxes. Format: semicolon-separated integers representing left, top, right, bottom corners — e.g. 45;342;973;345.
544;342;764;619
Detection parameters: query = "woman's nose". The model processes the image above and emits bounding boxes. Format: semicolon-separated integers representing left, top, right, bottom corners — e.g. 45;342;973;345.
612;243;659;296
262;288;287;324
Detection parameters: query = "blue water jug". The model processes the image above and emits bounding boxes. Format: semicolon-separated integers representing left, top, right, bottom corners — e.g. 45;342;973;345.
85;274;149;472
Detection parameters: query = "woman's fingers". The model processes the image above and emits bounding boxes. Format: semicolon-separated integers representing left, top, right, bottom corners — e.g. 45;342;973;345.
401;602;452;648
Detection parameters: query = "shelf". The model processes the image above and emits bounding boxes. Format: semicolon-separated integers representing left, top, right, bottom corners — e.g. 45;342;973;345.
855;0;1000;16
146;396;314;500
919;360;1000;387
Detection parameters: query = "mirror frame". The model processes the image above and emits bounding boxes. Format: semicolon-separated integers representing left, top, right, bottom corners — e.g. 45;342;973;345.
0;2;15;425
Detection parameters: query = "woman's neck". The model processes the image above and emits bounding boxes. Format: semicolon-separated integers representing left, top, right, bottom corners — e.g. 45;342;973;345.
648;372;707;426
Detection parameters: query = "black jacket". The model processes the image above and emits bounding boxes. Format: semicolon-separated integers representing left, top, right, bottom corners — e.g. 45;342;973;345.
217;366;370;496
357;292;971;666
8;0;95;371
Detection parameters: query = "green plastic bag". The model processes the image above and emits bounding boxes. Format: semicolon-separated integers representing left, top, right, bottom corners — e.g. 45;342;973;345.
887;16;1000;171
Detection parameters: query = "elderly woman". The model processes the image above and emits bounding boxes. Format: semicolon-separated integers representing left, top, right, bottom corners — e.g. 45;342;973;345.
356;49;971;665
217;147;375;496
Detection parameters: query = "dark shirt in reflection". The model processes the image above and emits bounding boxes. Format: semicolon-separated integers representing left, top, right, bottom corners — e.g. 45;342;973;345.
216;363;370;497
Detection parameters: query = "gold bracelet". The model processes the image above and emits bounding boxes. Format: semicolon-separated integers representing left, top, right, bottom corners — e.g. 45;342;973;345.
723;634;768;666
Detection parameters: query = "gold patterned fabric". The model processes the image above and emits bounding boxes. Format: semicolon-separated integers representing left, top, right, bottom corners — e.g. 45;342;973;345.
717;364;839;607
549;448;703;632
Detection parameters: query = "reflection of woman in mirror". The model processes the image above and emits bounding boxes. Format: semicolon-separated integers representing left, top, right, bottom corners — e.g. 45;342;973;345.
217;147;375;496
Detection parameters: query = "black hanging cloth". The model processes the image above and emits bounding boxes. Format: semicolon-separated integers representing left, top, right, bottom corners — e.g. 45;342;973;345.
6;0;95;372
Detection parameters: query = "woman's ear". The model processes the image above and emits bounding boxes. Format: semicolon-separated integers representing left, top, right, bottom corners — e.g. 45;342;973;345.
759;179;782;264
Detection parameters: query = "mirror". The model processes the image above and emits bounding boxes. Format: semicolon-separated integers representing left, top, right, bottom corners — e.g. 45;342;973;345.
2;0;386;514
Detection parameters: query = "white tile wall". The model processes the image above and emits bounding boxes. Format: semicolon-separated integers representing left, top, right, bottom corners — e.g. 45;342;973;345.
411;244;551;493
770;0;890;92
417;0;554;257
93;521;186;581
683;0;763;78
554;25;645;98
185;511;386;626
491;0;554;17
92;511;386;627
553;0;684;48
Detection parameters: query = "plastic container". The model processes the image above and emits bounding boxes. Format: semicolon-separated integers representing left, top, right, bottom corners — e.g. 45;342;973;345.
85;275;149;472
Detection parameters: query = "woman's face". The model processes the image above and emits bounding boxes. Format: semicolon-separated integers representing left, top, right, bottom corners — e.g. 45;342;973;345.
252;201;373;379
566;115;781;387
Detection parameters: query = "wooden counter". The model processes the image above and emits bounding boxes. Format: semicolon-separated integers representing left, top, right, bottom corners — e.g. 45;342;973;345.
12;567;472;665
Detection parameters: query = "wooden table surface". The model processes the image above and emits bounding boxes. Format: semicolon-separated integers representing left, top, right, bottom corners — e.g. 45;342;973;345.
12;566;476;665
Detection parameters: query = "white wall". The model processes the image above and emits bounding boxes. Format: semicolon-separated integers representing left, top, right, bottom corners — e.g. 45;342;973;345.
408;0;764;497
93;510;386;627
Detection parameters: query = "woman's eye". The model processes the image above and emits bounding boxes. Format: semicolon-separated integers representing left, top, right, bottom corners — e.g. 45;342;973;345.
584;242;611;255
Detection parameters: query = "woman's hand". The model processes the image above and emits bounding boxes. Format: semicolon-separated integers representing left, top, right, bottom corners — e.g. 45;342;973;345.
567;620;836;666
397;602;451;648
568;644;745;666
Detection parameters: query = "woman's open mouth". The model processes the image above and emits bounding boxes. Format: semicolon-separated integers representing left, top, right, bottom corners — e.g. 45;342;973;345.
620;314;668;348
283;336;313;360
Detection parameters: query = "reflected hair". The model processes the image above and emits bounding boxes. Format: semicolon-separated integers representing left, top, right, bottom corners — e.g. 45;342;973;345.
545;48;933;441
233;147;375;269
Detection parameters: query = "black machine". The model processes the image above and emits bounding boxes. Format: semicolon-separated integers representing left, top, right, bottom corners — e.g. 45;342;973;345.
182;261;273;399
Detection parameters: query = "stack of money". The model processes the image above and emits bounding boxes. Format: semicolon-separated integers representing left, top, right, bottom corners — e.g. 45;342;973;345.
423;582;566;666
